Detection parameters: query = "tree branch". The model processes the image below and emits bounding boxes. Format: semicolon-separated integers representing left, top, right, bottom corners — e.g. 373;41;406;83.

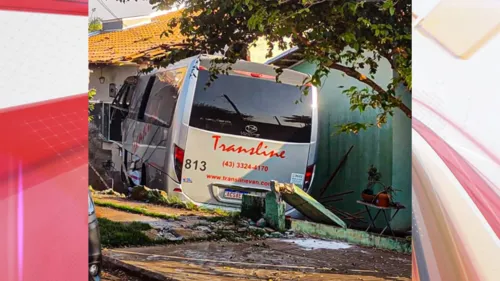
291;28;411;118
328;62;412;118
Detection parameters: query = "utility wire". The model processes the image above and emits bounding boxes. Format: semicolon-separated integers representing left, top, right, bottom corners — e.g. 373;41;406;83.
97;0;119;19
95;0;144;40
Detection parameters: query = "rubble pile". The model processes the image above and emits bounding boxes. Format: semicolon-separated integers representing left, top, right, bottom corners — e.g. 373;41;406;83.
91;187;126;198
142;215;296;243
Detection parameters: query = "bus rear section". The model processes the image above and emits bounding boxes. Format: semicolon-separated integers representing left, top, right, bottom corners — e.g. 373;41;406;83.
177;60;317;208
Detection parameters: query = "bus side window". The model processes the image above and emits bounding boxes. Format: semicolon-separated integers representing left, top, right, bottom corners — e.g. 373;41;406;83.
124;84;135;109
143;68;186;127
137;76;156;121
129;76;154;120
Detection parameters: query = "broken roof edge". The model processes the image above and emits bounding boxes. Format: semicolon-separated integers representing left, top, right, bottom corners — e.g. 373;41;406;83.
89;62;138;68
88;30;102;37
88;43;185;64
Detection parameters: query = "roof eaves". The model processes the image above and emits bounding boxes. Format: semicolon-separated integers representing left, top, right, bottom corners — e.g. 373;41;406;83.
102;14;151;23
88;30;102;37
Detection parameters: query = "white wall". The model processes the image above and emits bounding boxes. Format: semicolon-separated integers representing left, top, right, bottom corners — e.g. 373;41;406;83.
249;37;291;64
89;0;154;21
89;65;139;102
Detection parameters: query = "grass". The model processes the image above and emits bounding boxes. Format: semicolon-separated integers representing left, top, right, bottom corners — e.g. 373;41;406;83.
94;200;179;220
98;218;246;248
199;206;240;217
184;201;199;211
98;218;156;248
90;186;240;218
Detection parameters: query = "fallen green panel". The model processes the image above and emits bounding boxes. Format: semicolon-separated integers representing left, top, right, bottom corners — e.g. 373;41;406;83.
271;181;346;228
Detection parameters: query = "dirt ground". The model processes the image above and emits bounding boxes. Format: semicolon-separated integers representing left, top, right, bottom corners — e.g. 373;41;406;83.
96;206;163;223
105;240;411;281
101;269;142;281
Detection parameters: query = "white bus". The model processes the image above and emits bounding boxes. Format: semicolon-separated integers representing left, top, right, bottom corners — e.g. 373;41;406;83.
115;55;318;209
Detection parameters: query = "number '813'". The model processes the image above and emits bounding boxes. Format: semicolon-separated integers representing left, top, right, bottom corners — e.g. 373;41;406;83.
184;159;206;171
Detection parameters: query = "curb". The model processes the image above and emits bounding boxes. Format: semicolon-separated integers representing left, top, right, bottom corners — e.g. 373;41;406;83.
103;255;178;281
291;219;412;254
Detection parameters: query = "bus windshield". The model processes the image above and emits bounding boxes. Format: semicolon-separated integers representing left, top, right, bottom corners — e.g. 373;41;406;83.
189;70;313;143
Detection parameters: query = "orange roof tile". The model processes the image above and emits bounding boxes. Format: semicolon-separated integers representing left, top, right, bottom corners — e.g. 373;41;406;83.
88;10;186;64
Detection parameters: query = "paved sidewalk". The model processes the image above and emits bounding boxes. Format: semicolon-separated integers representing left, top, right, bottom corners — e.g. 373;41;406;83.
101;269;142;281
104;240;411;281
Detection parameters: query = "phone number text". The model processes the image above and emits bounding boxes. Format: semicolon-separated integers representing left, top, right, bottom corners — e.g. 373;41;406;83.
222;161;269;172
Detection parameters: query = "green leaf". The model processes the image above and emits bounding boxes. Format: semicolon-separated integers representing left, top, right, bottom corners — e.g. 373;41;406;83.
382;0;393;10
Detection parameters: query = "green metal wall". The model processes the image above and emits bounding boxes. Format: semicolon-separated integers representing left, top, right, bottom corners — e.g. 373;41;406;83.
390;76;412;230
291;61;411;232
